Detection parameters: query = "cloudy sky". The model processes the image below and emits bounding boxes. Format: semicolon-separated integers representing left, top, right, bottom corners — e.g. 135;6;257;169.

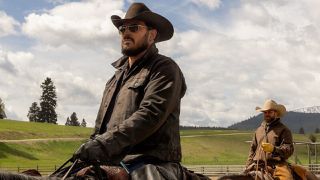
1;0;320;127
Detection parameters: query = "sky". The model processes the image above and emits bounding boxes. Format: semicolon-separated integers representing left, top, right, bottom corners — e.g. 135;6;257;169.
1;0;320;127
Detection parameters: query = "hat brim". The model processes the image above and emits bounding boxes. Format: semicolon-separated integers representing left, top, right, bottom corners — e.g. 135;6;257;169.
111;11;174;42
256;105;286;117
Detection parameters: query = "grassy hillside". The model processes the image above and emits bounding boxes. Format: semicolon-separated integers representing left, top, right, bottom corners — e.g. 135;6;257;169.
0;141;83;167
1;119;319;169
0;119;92;168
0;119;92;140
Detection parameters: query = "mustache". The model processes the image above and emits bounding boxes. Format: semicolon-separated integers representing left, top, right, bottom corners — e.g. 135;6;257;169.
122;35;134;42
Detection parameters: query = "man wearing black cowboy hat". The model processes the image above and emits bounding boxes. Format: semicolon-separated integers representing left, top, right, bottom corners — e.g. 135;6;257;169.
73;2;193;179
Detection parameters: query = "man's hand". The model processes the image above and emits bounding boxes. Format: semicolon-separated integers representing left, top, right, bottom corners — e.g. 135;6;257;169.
73;139;108;163
261;142;274;153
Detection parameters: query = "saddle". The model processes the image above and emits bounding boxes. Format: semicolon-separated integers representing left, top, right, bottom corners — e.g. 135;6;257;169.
245;162;309;180
76;165;128;180
48;158;129;180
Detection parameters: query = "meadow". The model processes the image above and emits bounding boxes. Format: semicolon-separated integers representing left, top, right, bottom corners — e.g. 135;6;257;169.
0;119;319;169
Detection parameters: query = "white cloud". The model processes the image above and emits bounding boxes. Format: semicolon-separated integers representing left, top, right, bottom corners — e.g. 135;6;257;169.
160;0;320;127
7;51;35;72
0;48;40;121
0;48;17;74
4;0;126;125
22;0;123;48
190;0;221;10
46;71;104;126
0;11;19;37
46;0;72;5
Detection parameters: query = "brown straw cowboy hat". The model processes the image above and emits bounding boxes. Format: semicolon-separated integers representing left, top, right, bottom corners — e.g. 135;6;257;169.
111;3;174;42
256;99;286;117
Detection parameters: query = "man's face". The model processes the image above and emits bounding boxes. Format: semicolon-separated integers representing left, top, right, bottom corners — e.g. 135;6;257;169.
263;110;277;122
119;20;155;56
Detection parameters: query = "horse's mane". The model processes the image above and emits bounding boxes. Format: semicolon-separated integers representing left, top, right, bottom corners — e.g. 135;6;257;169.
0;171;39;180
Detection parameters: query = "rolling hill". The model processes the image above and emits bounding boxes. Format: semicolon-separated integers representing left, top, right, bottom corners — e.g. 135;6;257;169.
229;111;320;133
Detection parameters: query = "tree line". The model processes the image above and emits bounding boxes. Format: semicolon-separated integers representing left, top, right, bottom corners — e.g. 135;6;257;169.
65;112;87;127
298;127;320;134
26;77;86;127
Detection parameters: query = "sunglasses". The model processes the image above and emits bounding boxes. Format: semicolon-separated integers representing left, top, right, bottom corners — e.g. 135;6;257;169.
118;24;150;34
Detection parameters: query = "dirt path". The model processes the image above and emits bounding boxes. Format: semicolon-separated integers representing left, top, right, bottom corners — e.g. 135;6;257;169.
181;132;251;138
0;132;251;142
0;137;86;143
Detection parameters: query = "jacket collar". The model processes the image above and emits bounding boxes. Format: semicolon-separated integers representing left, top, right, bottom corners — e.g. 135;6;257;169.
111;44;158;70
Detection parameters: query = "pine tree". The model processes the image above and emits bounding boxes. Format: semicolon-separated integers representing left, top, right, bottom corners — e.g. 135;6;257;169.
70;112;80;126
65;117;71;126
0;97;6;119
299;127;305;134
27;102;40;122
81;118;87;127
315;127;320;134
39;77;57;124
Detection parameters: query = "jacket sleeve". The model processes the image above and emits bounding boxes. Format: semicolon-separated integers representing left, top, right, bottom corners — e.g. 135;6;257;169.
96;59;186;161
273;128;294;160
246;133;257;167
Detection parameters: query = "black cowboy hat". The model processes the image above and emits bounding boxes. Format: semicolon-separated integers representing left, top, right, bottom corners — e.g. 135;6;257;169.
111;3;174;42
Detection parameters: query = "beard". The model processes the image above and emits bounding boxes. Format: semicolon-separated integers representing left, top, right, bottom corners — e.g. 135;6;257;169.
265;116;276;123
121;33;149;56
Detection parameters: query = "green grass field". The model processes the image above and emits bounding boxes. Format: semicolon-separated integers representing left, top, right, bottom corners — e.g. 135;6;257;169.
0;119;319;169
0;119;92;140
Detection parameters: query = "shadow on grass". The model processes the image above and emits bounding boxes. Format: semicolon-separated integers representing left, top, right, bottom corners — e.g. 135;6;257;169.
0;142;38;160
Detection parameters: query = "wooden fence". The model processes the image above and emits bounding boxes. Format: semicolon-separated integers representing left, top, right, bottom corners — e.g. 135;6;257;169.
1;164;320;176
186;164;320;176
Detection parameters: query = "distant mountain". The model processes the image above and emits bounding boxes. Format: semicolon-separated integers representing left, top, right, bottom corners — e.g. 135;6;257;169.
292;106;320;113
228;111;320;133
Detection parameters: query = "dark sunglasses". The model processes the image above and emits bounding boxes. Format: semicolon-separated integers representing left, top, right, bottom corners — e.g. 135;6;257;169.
118;24;150;34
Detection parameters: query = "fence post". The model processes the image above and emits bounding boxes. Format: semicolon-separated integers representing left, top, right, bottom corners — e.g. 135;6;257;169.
315;144;317;164
307;144;311;165
294;143;297;164
17;166;20;173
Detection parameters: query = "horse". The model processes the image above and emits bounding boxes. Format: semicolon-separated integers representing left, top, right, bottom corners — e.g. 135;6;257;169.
0;167;126;180
0;159;129;180
218;144;320;180
0;171;40;180
0;156;214;180
217;168;319;180
1;158;318;180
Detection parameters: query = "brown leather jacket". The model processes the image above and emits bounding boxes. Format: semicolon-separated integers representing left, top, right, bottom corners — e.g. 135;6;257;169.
92;44;187;164
246;118;294;167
